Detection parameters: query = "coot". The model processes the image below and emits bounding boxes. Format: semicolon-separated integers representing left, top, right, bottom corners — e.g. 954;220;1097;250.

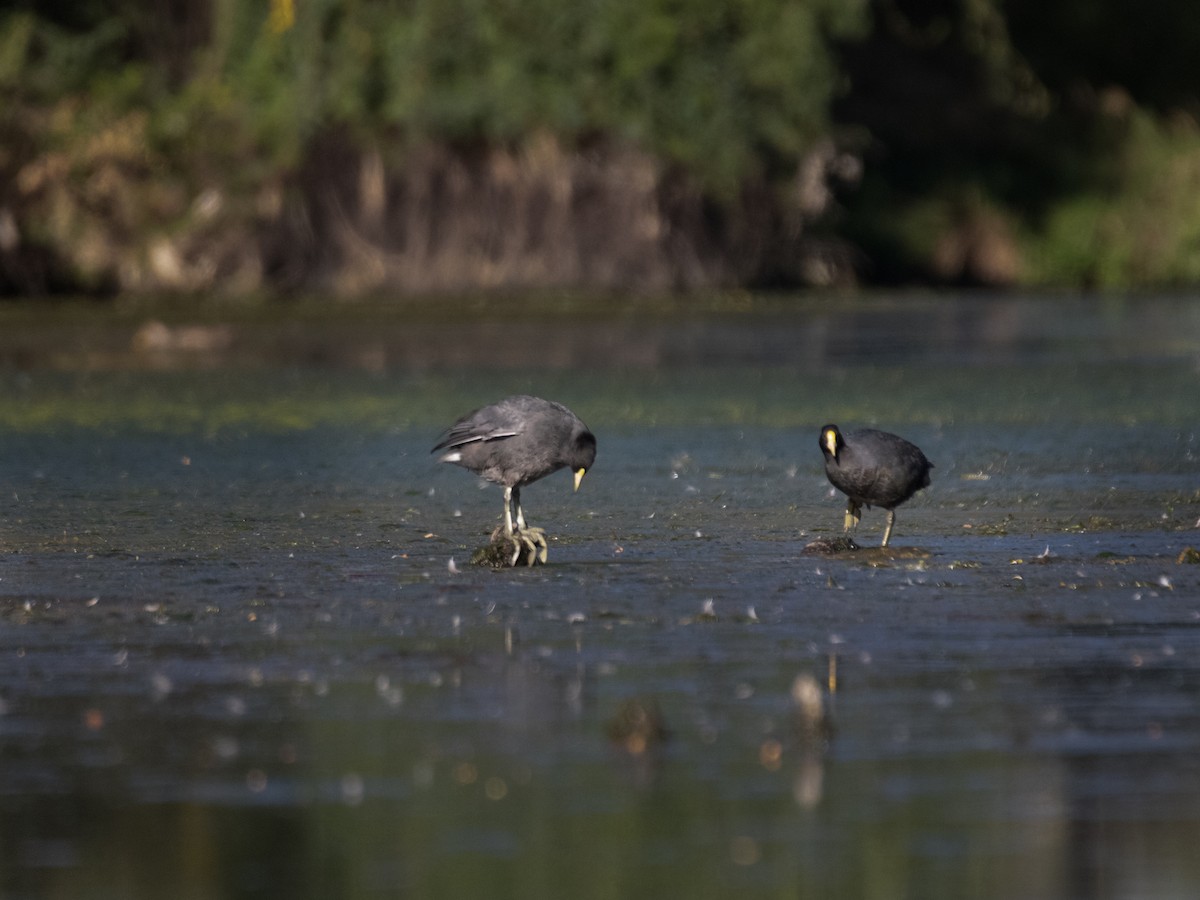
819;424;932;547
434;395;596;564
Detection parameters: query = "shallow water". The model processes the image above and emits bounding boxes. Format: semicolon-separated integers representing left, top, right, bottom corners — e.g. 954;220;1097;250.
1;294;1199;899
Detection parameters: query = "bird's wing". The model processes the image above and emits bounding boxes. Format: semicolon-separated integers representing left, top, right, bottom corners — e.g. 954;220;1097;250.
438;428;519;448
432;415;522;451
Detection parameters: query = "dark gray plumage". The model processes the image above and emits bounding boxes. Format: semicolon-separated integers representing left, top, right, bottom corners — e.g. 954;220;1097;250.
819;424;932;547
433;395;596;563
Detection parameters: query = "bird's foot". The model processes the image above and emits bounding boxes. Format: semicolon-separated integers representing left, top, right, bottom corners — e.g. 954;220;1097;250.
515;526;548;566
485;526;548;567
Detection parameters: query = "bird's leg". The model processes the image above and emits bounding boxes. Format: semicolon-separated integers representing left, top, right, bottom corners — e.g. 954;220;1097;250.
880;510;896;548
497;486;523;566
503;486;516;537
513;487;527;532
512;487;548;565
843;499;862;533
491;487;545;566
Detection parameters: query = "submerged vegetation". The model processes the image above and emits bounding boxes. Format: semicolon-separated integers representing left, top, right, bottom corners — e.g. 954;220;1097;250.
2;0;1200;297
1;356;1197;434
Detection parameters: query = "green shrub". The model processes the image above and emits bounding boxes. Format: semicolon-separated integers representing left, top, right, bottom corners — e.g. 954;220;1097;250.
1022;108;1200;287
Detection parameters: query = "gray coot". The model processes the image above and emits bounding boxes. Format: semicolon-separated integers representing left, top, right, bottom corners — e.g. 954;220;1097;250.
819;424;933;547
433;395;596;565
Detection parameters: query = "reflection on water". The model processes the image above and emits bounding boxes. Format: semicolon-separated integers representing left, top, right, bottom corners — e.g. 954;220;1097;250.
1;294;1199;899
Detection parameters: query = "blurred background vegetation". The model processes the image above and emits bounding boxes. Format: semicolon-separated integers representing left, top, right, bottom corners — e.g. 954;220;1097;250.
2;0;1200;298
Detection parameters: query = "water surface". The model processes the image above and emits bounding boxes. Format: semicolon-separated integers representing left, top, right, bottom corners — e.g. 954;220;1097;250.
1;294;1199;899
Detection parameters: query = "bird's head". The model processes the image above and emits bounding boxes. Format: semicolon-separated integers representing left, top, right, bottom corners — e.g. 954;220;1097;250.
571;429;597;491
820;424;843;461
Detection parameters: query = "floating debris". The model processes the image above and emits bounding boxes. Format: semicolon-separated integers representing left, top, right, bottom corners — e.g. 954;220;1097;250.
1012;550;1055;565
1177;547;1200;565
680;599;719;624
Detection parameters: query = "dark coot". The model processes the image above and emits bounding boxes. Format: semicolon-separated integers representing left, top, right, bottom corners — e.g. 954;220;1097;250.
819;424;932;547
433;395;596;563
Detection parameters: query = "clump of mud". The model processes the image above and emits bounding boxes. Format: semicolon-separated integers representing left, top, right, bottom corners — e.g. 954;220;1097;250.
802;536;931;565
470;534;545;568
802;536;860;555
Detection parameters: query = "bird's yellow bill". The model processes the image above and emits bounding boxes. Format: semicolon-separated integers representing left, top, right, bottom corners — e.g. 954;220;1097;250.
824;429;838;456
573;468;587;491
